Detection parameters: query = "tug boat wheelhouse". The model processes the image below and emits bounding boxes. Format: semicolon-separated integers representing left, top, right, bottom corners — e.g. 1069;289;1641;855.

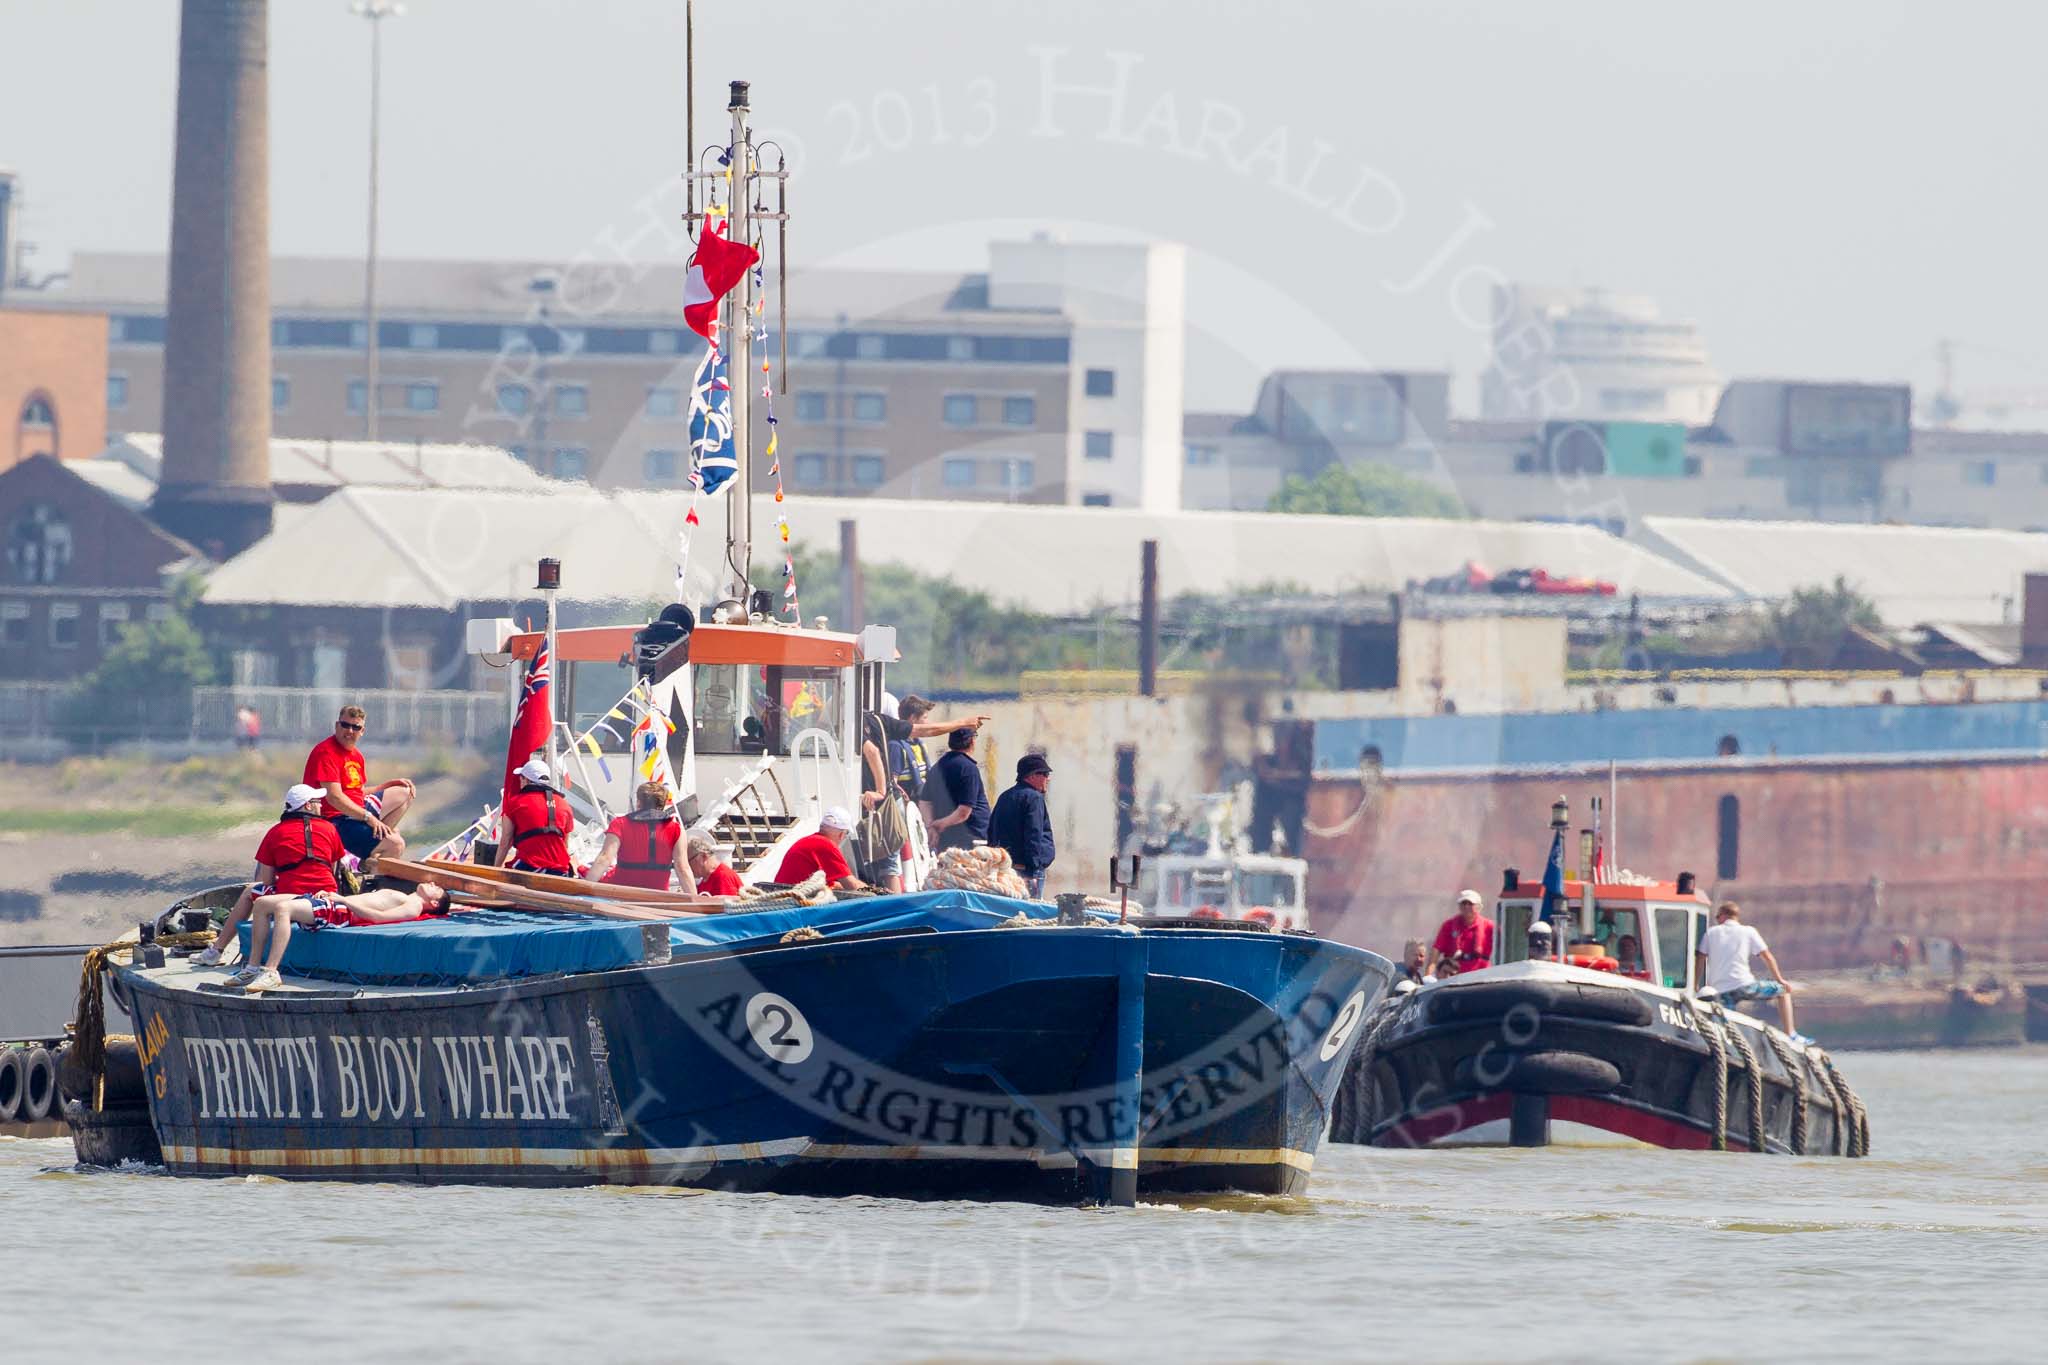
1126;793;1312;933
1329;803;1870;1157
69;79;1392;1205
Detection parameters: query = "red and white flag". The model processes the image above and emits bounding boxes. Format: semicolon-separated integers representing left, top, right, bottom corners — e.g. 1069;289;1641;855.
502;638;552;813
682;222;761;341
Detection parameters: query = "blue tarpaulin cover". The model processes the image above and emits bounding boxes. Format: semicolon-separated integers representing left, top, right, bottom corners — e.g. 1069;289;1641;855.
241;891;1074;986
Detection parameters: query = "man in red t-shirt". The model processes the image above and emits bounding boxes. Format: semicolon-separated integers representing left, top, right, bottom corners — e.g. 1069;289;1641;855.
304;705;415;871
687;832;744;897
193;783;347;969
1431;889;1496;977
774;806;865;891
586;781;686;891
496;758;576;875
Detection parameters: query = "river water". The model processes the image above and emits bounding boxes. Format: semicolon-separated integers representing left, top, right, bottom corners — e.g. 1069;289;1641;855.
6;1048;2044;1363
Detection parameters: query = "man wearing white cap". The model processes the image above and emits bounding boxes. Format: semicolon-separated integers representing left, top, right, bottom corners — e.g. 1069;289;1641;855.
193;783;346;969
774;806;866;892
1430;888;1496;978
495;758;576;875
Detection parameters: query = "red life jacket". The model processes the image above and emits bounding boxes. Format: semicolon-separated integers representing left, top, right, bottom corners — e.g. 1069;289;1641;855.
606;815;678;890
507;788;575;872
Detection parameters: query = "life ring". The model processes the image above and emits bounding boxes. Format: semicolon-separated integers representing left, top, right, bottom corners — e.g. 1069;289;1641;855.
1190;905;1225;920
0;1047;22;1124
21;1046;55;1124
1244;907;1278;926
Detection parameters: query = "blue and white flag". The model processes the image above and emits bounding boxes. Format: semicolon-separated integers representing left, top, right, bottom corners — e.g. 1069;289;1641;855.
689;346;739;494
1540;827;1567;923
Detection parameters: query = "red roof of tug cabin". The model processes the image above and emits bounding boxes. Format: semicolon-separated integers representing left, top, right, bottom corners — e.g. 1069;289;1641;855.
506;623;860;668
1501;880;1709;904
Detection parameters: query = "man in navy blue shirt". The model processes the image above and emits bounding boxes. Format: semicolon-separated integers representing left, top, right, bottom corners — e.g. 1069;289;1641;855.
921;727;991;853
988;752;1055;896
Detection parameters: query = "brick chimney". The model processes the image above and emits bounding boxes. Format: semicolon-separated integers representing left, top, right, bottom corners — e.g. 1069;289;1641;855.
150;0;274;560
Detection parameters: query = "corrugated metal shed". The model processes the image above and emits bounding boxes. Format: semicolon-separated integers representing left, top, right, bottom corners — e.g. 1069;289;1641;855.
1637;516;2048;626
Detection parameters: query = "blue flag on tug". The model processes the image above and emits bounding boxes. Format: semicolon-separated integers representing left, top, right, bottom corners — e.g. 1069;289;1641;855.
689;346;739;494
1541;827;1567;923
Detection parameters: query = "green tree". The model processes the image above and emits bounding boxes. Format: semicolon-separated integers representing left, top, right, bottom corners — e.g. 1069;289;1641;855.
1267;462;1466;519
1760;576;1884;668
59;613;217;744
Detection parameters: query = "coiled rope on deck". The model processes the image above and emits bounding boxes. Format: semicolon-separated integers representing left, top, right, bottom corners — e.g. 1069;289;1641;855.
71;929;214;1111
1760;1027;1810;1156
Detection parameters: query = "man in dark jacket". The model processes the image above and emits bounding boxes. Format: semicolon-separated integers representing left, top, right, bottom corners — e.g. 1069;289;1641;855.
988;753;1055;896
922;727;992;853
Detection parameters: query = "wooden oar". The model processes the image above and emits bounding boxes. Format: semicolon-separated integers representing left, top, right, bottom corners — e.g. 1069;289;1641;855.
417;857;722;909
378;858;713;922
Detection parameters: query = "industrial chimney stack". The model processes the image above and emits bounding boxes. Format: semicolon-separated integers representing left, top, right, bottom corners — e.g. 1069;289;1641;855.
151;0;275;560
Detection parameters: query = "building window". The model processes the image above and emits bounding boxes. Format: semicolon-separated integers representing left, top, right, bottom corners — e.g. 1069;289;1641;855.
6;504;72;584
144;602;173;624
1082;492;1112;507
346;379;368;414
946;336;974;362
1003;396;1036;427
998;457;1035;491
407;323;438;349
855;334;884;360
1185;443;1217;466
107;374;129;410
551;447;588;480
646;387;681;419
0;602;26;647
350;321;369;349
1084;368;1116;398
272;377;291;413
554;327;587;354
852;393;886;422
943;394;978;426
405;381;439;413
643;449;681;483
20;395;55;428
794;392;827;422
1716;794;1740;880
497;384;531;416
852;455;885;488
793;454;828;486
1084;430;1114;460
1965;461;1997;486
943;457;977;488
98;601;130;648
555;385;589;418
794;332;828;359
649;330;678;356
49;602;80;648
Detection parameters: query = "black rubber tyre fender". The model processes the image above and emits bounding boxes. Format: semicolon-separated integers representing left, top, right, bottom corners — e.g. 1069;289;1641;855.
1430;979;1654;1027
1451;1049;1621;1095
0;1047;21;1124
21;1046;56;1123
1129;916;1274;932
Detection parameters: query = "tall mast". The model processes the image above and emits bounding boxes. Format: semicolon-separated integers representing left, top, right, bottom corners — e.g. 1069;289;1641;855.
725;80;753;607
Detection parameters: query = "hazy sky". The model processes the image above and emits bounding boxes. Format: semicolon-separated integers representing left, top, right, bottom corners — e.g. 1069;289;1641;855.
5;0;2044;411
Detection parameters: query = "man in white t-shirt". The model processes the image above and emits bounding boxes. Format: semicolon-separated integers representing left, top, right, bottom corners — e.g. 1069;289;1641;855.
1695;901;1798;1036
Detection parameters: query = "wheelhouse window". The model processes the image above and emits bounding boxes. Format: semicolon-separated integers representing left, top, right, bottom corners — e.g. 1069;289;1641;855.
691;664;846;758
1654;906;1700;991
1236;870;1300;909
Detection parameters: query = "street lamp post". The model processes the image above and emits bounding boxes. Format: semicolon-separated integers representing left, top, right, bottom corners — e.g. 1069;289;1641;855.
351;0;404;443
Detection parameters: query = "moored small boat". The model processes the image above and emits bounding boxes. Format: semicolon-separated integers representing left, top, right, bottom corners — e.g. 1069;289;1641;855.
1329;802;1871;1156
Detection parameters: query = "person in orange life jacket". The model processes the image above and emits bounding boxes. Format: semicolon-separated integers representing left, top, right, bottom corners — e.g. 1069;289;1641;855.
1430;888;1496;977
194;783;346;969
586;781;686;890
496;758;576;875
687;831;744;897
234;882;454;993
775;806;866;892
304;705;415;872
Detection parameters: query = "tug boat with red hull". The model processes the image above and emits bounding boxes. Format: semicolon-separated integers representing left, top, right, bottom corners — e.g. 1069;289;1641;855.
1329;815;1871;1156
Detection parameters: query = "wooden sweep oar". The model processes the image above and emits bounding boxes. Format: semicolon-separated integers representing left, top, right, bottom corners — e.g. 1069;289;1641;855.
378;858;715;922
419;858;719;909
